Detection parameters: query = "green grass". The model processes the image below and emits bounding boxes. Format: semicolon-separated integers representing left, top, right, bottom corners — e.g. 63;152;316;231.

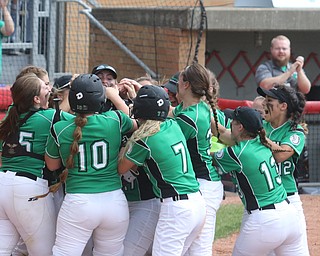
215;203;243;240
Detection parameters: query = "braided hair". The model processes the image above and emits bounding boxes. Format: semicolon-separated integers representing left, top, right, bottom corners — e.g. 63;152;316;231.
181;62;220;138
118;120;161;162
257;128;289;153
54;115;87;189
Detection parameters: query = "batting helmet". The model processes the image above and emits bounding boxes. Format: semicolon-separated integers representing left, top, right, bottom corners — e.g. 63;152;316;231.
69;74;106;114
132;85;170;121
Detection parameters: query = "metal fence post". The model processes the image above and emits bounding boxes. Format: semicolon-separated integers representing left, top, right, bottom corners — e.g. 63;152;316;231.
48;0;57;80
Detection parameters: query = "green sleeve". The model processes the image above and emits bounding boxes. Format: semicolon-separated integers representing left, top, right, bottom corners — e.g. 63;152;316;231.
45;132;60;159
214;147;241;174
116;110;134;135
125;140;150;166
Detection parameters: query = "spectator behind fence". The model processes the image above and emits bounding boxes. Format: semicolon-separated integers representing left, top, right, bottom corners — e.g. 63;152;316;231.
255;35;311;94
0;0;14;77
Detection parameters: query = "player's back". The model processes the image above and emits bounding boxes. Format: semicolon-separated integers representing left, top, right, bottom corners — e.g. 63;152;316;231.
134;119;199;197
51;110;133;194
0;108;55;176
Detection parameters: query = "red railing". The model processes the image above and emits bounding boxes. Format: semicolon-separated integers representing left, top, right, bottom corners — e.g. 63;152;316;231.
1;87;320;120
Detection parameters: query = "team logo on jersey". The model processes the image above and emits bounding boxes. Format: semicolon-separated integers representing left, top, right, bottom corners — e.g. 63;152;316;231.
215;149;224;159
6;143;18;154
290;134;300;145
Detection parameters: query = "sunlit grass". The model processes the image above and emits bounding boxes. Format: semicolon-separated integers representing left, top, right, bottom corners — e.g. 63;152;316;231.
215;203;243;240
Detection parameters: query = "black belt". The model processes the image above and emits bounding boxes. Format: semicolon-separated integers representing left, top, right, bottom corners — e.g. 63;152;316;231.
287;192;296;196
160;194;188;202
247;198;290;214
3;170;38;181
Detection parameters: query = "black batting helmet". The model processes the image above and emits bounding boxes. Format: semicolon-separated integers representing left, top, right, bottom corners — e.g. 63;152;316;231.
69;74;106;114
132;85;170;121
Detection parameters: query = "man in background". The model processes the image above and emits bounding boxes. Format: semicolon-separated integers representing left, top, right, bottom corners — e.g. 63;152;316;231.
255;35;311;94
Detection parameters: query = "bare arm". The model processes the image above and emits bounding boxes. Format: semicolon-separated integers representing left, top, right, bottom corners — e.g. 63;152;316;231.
105;87;129;115
293;56;311;94
45;154;62;171
296;69;311;94
211;116;234;146
167;105;175;118
0;1;14;36
265;138;295;163
259;56;311;93
130;118;139;133
118;154;136;175
259;62;298;90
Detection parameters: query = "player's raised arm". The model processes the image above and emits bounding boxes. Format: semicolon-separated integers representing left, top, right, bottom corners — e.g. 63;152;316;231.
211;116;234;146
105;87;129;115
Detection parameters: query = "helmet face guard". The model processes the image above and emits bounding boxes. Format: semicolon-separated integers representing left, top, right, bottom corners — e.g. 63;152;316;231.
69;74;106;114
132;85;170;121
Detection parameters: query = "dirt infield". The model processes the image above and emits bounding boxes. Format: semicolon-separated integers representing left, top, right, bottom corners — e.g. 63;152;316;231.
213;192;320;256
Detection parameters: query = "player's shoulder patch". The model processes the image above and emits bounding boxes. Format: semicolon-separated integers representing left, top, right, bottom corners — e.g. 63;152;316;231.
290;134;300;146
215;149;224;159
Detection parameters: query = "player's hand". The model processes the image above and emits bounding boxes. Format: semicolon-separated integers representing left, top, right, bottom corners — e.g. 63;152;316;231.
295;56;304;72
289;62;299;74
119;78;141;100
105;86;120;98
120;78;142;92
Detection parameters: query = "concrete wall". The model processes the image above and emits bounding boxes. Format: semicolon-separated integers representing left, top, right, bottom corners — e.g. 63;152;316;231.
97;0;234;7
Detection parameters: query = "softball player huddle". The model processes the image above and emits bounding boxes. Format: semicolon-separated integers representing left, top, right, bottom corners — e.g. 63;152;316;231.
0;62;309;256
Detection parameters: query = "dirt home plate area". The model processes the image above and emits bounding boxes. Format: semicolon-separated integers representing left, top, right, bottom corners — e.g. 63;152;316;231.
213;192;320;256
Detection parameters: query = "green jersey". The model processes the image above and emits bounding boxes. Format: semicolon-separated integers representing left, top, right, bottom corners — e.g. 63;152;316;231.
173;100;220;181
0;109;56;177
210;109;230;153
214;137;287;211
46;110;133;194
263;120;305;193
122;166;156;201
125;119;199;198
